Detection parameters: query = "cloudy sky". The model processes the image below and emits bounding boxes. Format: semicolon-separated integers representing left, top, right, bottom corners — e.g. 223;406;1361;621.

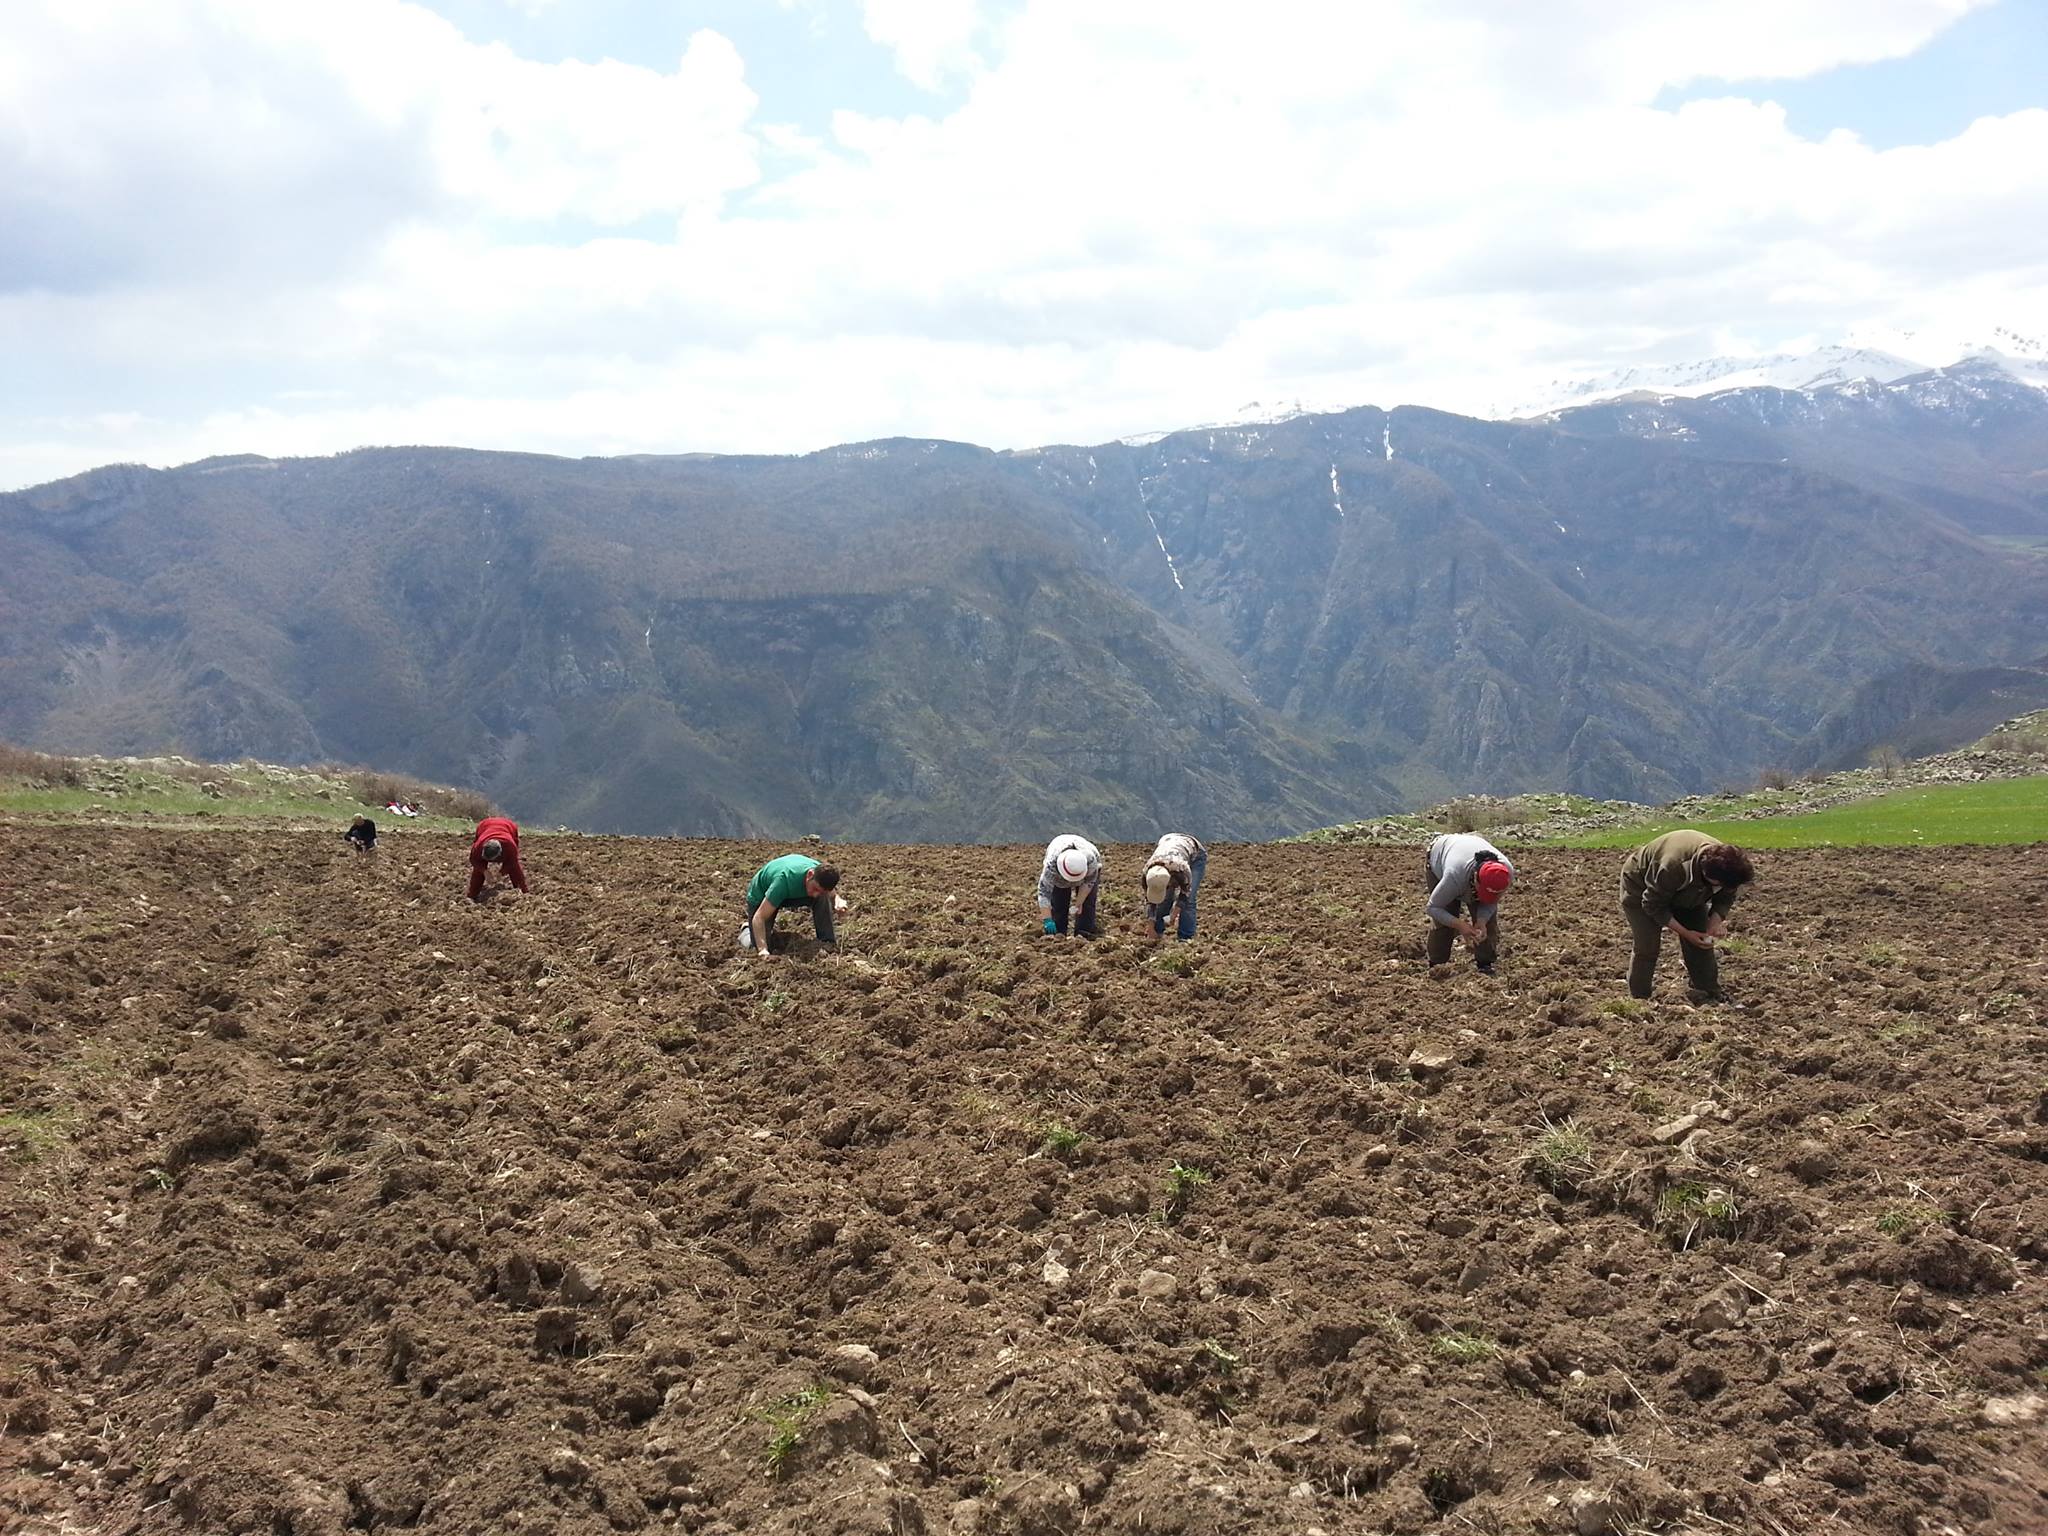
2;0;2044;488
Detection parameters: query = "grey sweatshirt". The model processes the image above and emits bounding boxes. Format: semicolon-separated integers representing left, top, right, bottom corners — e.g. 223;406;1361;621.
1426;832;1513;927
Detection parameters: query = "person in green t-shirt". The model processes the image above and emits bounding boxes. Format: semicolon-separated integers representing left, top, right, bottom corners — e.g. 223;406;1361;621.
740;854;841;957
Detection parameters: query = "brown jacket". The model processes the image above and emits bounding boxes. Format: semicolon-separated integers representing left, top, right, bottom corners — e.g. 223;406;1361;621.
1144;832;1204;894
1620;830;1739;928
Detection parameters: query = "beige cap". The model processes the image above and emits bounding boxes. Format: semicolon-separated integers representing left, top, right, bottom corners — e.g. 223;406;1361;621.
1144;866;1171;904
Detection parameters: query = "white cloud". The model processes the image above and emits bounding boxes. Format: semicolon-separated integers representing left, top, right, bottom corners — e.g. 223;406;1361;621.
861;0;984;88
0;0;762;265
1;0;2042;489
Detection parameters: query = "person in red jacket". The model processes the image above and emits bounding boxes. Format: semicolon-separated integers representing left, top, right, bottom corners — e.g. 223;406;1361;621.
467;817;529;901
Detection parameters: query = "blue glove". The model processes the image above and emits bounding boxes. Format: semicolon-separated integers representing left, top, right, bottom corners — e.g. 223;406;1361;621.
1043;917;1058;934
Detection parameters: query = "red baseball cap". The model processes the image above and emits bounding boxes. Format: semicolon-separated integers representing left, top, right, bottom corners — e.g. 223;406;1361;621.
1476;861;1513;902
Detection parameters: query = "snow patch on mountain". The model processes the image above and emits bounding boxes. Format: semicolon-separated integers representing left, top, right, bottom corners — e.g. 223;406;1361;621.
1119;397;1332;448
1503;331;2048;421
1500;345;1930;419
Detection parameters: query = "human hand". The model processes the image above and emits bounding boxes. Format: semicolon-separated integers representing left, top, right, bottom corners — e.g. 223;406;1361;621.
1043;917;1058;935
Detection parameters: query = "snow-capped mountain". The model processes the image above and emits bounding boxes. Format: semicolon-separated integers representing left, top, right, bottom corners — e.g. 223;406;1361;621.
1501;331;2048;419
1963;328;2048;391
1119;397;1328;447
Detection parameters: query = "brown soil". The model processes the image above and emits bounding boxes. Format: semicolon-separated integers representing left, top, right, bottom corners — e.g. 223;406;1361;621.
3;827;2046;1536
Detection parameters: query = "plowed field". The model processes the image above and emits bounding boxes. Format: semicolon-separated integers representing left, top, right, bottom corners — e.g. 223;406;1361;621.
4;826;2046;1536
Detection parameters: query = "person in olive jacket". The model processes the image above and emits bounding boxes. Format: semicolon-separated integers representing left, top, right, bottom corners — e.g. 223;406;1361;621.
1619;830;1754;1000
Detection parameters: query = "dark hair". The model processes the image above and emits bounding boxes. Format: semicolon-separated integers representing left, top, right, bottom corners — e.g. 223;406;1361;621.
480;838;504;863
812;863;840;891
1698;844;1754;886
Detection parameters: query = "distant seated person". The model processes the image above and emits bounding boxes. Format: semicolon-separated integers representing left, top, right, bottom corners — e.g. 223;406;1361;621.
342;814;377;853
740;854;841;956
1141;832;1207;941
1037;833;1102;938
467;816;529;901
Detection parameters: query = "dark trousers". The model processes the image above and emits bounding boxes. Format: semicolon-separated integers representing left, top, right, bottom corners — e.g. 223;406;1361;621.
746;896;835;948
1620;892;1715;998
1426;899;1499;967
1150;851;1207;940
1049;882;1099;938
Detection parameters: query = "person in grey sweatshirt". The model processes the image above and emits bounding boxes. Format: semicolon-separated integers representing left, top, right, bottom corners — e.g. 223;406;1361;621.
1424;832;1515;972
1036;834;1102;937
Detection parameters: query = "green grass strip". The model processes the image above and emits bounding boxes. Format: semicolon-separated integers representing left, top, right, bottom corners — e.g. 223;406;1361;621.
0;785;471;831
1546;777;2048;849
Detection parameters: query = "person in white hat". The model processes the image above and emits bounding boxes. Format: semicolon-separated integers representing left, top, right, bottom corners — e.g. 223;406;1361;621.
1140;832;1206;941
1036;834;1103;937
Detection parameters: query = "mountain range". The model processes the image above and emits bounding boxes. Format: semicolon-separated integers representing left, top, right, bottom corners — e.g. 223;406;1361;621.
2;354;2045;840
1503;330;2048;418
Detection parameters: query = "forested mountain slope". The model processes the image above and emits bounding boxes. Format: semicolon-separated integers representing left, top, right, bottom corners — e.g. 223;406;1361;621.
4;365;2043;838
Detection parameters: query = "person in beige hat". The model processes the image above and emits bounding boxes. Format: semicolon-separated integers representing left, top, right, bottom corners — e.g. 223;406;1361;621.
1140;832;1206;941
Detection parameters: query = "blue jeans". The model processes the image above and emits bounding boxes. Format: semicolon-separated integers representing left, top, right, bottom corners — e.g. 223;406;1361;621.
1151;851;1205;940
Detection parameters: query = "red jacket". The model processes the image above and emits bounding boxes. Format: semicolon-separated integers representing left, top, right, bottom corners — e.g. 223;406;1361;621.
468;817;527;899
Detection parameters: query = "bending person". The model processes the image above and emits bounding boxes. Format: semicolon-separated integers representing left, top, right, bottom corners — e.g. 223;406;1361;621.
467;816;529;901
1424;832;1513;973
1619;831;1754;1001
742;853;840;956
1141;832;1207;941
1036;834;1102;938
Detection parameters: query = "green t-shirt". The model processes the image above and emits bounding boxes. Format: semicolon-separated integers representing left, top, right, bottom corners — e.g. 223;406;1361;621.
748;854;819;912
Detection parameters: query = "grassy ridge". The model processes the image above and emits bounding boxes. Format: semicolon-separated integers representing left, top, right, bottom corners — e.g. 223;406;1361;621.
0;747;485;832
0;783;473;831
1547;777;2048;849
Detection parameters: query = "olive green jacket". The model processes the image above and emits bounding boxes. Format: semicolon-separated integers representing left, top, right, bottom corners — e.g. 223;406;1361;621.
1620;830;1740;928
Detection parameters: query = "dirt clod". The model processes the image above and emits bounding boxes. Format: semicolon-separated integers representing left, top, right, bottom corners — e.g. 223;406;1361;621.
1983;1394;2046;1428
1135;1268;1179;1301
827;1343;882;1386
1650;1113;1700;1144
